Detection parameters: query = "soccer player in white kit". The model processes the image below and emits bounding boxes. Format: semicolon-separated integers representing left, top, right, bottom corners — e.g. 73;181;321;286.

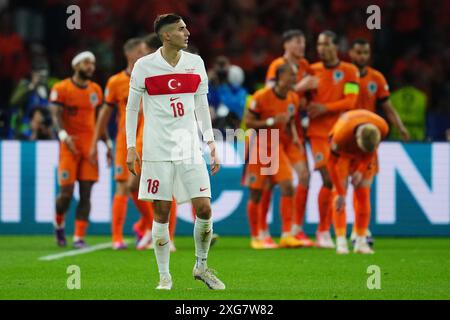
125;13;225;290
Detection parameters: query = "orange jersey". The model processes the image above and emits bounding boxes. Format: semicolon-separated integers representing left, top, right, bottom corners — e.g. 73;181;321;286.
307;61;359;138
355;66;390;112
330;109;388;158
248;87;300;145
50;78;103;140
266;57;312;83
104;70;145;145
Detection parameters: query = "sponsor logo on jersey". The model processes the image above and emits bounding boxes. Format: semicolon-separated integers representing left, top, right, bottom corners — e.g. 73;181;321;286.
333;70;344;83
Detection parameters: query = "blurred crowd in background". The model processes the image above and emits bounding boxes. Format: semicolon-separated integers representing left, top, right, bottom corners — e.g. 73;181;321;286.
0;0;449;141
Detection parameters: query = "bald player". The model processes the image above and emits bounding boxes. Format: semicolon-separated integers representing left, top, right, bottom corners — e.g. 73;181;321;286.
327;109;388;254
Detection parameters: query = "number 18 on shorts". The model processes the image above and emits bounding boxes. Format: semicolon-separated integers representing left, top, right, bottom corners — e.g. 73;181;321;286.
138;158;211;204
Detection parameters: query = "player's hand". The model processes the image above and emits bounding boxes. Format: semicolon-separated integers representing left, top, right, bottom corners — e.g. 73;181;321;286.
126;147;141;176
352;171;363;188
400;126;410;141
295;75;318;92
334;195;346;212
64;135;78;155
88;144;98;165
274;113;290;126
307;103;327;119
208;141;220;176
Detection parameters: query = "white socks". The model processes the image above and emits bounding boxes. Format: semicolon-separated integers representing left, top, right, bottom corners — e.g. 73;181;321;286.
152;221;170;276
194;217;212;271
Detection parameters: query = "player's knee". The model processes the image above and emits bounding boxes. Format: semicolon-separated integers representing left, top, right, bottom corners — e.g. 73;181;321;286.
280;182;295;197
116;181;129;196
298;171;310;186
195;203;211;220
249;189;262;203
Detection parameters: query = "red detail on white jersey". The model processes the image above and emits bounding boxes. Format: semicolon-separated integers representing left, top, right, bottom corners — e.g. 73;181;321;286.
145;73;201;95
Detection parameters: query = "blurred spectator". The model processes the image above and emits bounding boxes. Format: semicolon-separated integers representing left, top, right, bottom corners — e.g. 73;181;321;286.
9;61;50;139
28;106;53;140
207;56;231;122
215;65;248;130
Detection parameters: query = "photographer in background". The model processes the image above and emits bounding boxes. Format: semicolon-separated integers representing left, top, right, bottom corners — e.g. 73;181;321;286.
28;106;53;140
9;61;50;139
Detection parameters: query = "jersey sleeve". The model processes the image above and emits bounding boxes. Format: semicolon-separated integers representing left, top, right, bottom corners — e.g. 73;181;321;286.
130;61;146;95
376;72;390;100
104;77;118;107
49;82;66;106
195;58;209;96
248;94;262;116
265;60;279;82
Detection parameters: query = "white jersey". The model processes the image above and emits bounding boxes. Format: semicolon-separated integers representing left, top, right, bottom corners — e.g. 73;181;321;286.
130;48;208;161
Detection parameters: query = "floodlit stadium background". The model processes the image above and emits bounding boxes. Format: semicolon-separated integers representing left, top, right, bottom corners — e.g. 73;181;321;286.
0;0;449;236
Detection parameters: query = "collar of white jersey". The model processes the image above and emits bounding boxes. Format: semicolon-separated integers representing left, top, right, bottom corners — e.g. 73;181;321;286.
158;47;185;70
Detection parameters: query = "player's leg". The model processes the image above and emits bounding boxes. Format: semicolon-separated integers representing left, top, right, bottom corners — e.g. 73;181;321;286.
54;146;77;247
74;180;95;248
169;199;177;252
248;188;264;249
129;172;154;249
111;180;128;249
258;183;278;248
54;184;74;247
152;200;173;289
278;179;303;248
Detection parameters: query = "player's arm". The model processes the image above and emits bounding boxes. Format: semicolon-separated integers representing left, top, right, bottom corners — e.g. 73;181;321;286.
89;103;114;165
245;108;289;129
195;94;220;175
380;99;410;141
126;65;144;176
49;101;78;155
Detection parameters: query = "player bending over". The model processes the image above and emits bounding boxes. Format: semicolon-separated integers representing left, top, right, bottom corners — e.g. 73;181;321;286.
327;109;388;254
126;14;225;290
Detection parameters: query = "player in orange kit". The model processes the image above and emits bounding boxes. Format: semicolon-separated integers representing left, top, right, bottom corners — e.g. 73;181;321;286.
306;31;360;248
50;51;105;248
348;38;410;247
89;38;153;250
244;63;305;249
263;29;316;247
327;109;388;254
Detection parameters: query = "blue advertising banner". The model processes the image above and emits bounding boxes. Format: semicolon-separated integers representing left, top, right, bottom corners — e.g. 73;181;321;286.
0;141;448;236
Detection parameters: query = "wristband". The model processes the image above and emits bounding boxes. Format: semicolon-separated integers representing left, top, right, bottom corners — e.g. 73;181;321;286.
266;117;275;127
58;130;68;142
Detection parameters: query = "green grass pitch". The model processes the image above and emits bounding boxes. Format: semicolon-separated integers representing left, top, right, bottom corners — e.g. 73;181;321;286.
1;236;449;300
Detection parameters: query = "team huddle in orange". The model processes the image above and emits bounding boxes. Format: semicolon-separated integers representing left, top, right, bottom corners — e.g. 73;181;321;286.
242;30;409;254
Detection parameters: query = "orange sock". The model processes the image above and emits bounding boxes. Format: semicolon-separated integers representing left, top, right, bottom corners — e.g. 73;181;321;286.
111;194;128;243
294;185;308;226
280;195;294;234
258;189;272;233
75;219;88;238
131;192;153;233
354;187;371;236
247;200;259;238
169;200;177;240
331;190;347;237
318;186;332;232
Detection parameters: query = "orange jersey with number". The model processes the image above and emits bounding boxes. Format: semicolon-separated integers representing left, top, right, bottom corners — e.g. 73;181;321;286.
330;109;388;158
104;70;145;146
355;66;390;112
307;61;359;138
50;78;103;144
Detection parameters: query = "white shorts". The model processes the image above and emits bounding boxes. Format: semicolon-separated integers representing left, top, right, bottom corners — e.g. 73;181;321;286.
138;157;211;204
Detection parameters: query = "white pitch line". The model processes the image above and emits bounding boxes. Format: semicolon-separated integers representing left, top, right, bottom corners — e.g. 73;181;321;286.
39;241;131;261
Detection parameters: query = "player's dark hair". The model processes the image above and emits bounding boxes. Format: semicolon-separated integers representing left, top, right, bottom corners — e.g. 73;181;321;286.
351;38;370;48
282;29;304;43
275;63;294;83
154;13;182;38
123;38;144;53
143;33;162;50
320;30;339;45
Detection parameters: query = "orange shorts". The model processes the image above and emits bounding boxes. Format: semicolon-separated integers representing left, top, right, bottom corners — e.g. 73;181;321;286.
284;138;307;165
58;142;98;186
309;137;330;170
242;144;293;190
330;153;379;182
